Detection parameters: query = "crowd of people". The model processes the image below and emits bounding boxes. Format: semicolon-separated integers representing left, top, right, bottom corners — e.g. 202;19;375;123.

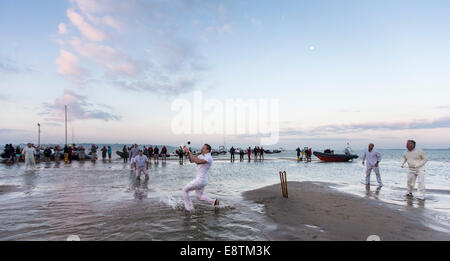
2;140;430;202
296;147;313;162
228;146;266;162
121;144;169;164
2;143;114;165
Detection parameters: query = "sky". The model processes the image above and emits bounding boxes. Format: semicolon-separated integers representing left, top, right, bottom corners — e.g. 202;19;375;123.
1;0;450;149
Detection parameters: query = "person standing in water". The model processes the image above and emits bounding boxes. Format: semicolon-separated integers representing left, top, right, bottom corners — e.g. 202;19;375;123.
22;143;36;170
148;146;154;162
101;146;107;161
129;144;139;168
247;147;252;161
68;145;73;163
161;146;167;163
108;146;112;161
91;144;98;162
177;147;184;164
362;143;383;187
153;146;159;164
122;145;128;163
182;144;219;211
133;150;149;180
401;140;428;200
44;147;52;162
344;142;353;155
78;145;85;161
15;145;22;163
230;146;235;162
55;145;61;162
63;145;69;163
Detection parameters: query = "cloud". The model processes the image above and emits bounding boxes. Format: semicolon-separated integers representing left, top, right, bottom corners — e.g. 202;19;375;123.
58;23;68;34
70;0;114;15
281;117;450;137
40;89;121;122
55;50;86;82
113;77;197;95
0;56;34;74
101;16;122;31
0;128;27;134
56;0;228;94
70;38;142;77
67;8;107;42
0;94;8;101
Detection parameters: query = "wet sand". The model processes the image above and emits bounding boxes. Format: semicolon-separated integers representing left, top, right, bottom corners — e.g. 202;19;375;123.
243;182;450;241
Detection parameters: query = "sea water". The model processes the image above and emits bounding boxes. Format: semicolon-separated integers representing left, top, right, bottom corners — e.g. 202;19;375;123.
0;147;449;240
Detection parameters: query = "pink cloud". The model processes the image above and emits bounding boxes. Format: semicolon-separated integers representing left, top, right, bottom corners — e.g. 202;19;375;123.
67;8;107;41
55;50;84;77
58;23;67;34
70;38;117;63
101;16;122;31
41;89;121;122
70;38;141;77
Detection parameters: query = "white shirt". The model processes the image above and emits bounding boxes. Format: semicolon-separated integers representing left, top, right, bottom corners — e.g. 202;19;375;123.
133;155;148;168
363;149;381;167
22;147;36;158
402;149;428;171
196;153;213;183
129;147;139;158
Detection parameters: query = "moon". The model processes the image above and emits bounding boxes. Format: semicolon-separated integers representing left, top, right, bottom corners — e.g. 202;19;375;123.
309;46;315;51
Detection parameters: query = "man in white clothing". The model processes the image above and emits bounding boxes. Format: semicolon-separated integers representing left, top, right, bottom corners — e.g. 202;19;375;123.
22;143;36;170
362;143;383;186
182;144;219;211
133;150;149;180
129;144;139;169
401;140;428;200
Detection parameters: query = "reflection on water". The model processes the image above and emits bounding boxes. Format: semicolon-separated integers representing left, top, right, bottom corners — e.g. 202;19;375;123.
0;149;449;240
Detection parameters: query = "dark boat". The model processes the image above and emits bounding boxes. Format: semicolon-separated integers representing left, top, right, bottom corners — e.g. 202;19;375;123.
313;151;358;162
116;151;129;159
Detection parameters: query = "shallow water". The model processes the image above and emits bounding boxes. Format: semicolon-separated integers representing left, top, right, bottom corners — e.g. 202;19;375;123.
0;148;449;240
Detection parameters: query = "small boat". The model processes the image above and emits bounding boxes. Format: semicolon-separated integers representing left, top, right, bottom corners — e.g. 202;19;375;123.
116;151;129;159
211;146;227;156
313;151;358;162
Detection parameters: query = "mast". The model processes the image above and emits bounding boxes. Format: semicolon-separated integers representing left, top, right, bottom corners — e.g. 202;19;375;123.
37;123;41;147
65;105;68;146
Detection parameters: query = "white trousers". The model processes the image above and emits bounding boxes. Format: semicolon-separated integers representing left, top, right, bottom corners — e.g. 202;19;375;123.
407;170;425;197
182;179;216;211
25;156;36;169
136;167;148;179
366;166;382;185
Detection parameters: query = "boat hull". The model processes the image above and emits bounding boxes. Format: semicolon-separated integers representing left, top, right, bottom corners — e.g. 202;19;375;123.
313;152;358;162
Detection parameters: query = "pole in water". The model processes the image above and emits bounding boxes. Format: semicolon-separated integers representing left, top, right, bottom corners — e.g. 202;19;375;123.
65;105;68;146
37;123;40;147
